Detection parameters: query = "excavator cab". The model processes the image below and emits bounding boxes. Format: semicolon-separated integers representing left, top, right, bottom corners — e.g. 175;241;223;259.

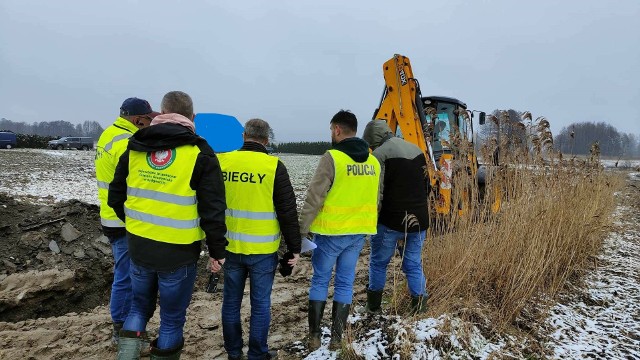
422;96;473;159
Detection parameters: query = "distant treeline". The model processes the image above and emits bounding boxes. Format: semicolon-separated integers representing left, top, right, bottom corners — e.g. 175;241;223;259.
274;141;331;155
555;122;640;157
479;111;640;158
0;118;103;140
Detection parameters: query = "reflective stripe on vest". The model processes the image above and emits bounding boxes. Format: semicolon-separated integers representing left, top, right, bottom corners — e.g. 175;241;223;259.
124;145;205;244
127;187;197;206
125;208;200;229
104;133;132;152
101;218;125;227
310;149;380;235
217;150;280;254
95;118;139;228
225;209;277;220
97;181;109;189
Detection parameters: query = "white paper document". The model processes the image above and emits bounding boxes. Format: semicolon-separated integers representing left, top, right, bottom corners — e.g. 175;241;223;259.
301;238;317;253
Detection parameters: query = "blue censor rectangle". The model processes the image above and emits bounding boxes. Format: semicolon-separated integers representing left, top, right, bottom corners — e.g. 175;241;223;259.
194;113;244;153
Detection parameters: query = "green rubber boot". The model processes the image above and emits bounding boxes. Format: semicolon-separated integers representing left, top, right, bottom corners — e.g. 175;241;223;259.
308;300;326;351
410;295;429;314
329;301;350;351
364;289;383;314
116;330;146;360
149;338;183;360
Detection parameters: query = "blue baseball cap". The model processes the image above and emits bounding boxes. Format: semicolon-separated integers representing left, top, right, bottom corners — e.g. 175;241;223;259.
120;97;159;117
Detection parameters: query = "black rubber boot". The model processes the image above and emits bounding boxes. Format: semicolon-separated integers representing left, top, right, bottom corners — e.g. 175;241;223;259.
364;289;383;314
308;300;326;351
117;330;146;360
149;338;183;360
112;322;124;345
410;295;429;314
329;301;350;351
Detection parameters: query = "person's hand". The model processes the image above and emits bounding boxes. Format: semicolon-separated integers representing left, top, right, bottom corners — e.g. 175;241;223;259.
210;257;225;273
288;253;300;267
301;232;314;240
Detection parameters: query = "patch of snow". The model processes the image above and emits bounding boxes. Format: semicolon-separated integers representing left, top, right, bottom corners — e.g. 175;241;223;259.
343;314;509;360
543;203;640;359
600;159;640;169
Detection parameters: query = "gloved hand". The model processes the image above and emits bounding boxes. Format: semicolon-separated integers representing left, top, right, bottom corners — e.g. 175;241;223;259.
279;251;295;277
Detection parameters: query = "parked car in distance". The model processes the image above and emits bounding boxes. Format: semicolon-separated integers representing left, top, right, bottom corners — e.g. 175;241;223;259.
0;131;18;149
48;137;94;150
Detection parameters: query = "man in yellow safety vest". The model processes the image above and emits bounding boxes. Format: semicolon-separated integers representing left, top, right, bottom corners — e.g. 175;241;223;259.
217;118;301;360
300;110;381;351
95;97;158;345
108;91;228;360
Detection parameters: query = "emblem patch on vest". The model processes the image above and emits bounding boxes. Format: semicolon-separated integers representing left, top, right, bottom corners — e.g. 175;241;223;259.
147;149;176;170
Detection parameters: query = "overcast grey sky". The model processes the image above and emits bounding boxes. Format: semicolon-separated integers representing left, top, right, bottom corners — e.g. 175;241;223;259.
1;0;638;141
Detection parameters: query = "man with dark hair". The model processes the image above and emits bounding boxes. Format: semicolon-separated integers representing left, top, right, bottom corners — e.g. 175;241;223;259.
109;91;228;360
217;118;301;360
300;110;381;351
95;97;158;345
362;119;430;314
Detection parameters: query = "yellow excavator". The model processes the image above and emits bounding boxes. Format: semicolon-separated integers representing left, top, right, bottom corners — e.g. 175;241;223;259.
372;54;500;217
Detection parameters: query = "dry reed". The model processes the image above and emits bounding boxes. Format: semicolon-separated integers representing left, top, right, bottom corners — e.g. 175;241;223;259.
422;116;623;330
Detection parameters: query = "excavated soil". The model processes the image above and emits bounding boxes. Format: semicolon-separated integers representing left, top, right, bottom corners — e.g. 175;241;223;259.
0;194;112;322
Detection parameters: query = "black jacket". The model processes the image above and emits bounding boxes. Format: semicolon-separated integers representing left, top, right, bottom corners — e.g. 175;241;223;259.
108;123;228;271
374;137;430;232
238;141;301;254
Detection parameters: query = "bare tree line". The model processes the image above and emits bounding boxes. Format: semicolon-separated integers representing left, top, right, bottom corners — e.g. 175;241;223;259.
478;110;640;158
0;118;104;140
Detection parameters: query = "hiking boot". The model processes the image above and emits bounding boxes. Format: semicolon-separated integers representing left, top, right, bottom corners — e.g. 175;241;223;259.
307;300;326;351
329;301;350;351
364;289;383;314
410;295;428;314
149;338;183;360
117;330;146;360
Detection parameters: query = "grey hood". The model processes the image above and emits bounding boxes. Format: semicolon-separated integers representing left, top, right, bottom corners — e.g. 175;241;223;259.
363;120;394;150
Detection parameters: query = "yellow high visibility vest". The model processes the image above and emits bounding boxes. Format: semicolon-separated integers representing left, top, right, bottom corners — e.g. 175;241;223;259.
95;117;138;228
310;149;380;235
217;150;280;254
124;145;205;244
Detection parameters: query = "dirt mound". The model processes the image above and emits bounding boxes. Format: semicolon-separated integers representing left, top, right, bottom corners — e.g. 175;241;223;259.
0;193;112;321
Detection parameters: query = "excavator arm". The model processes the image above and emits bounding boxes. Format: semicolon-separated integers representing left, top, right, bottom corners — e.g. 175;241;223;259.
373;54;429;153
373;54;456;215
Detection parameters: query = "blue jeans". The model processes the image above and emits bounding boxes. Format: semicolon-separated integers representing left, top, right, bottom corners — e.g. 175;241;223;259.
222;252;278;360
368;224;427;297
309;234;365;304
123;261;197;350
109;234;132;324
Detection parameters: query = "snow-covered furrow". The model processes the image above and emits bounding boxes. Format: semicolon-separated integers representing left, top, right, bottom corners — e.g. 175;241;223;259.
542;173;640;359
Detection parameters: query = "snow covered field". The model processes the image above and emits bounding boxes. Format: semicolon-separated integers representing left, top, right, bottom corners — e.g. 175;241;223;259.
0;148;320;208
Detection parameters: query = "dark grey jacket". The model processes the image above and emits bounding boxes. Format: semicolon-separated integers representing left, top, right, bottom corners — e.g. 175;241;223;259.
363;120;430;232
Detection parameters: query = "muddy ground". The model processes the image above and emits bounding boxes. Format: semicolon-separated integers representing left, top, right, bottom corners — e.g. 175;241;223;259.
0;193;372;359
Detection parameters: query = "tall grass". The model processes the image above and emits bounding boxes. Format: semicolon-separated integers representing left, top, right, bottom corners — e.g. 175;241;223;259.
424;124;623;329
